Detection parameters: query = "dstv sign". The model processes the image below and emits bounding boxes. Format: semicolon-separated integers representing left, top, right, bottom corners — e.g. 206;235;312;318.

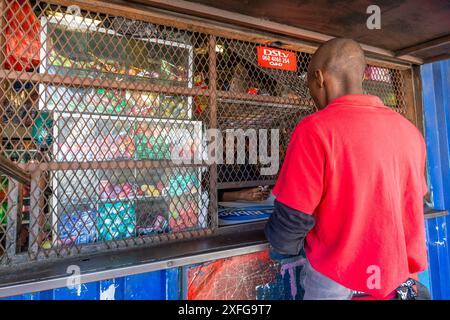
257;46;297;71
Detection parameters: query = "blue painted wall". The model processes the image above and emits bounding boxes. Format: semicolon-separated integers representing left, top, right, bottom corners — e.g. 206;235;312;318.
1;268;181;300
422;59;450;299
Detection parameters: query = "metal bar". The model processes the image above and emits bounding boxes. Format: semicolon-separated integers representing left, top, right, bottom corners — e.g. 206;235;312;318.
5;178;19;260
0;70;319;107
424;208;449;220
15;183;24;253
22;159;209;172
208;34;218;228
28;171;42;258
217;90;311;106
0;70;211;97
0;155;31;185
0;0;6;109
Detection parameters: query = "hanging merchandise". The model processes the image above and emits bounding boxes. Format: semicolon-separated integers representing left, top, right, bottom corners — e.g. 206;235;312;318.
193;74;208;115
5;0;41;71
32;111;53;148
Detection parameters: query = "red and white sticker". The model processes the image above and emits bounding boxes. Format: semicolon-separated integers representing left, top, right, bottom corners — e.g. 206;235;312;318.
257;46;297;71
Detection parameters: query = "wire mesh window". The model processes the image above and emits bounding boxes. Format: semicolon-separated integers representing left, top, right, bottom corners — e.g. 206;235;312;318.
0;0;412;265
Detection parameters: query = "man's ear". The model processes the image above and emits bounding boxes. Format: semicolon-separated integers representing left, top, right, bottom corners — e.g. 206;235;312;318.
314;69;324;88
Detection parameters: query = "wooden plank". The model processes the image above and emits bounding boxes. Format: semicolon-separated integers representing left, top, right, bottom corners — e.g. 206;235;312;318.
401;68;418;127
43;0;422;66
412;65;425;135
0;70;211;97
424;54;450;64
395;34;450;57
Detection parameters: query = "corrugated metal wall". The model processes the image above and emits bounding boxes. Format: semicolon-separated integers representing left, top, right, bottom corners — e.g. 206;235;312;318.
422;59;450;300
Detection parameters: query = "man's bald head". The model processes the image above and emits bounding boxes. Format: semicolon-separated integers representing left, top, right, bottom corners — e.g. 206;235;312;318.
307;38;366;109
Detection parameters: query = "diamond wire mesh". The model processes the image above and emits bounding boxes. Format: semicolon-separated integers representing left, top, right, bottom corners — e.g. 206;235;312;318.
0;0;411;265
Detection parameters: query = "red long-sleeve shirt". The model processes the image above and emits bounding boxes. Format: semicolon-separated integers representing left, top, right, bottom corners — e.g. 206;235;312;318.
273;94;428;299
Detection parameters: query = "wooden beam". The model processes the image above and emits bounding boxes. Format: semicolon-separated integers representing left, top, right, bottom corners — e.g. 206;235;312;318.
44;0;423;65
412;65;424;135
0;70;211;97
0;155;31;185
424;54;450;64
395;34;450;57
135;0;424;64
401;68;418;127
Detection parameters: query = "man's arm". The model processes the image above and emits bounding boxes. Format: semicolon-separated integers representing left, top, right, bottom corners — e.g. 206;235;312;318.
265;199;316;258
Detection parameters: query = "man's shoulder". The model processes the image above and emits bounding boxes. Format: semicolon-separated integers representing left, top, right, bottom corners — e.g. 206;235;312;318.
293;110;329;136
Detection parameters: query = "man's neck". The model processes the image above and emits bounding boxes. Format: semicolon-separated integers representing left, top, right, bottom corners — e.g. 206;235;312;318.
326;85;364;105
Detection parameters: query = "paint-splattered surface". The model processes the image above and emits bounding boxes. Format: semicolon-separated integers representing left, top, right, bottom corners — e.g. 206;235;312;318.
186;250;304;300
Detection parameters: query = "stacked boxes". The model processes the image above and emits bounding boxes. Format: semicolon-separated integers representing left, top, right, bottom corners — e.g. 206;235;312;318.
97;202;136;241
58;209;97;245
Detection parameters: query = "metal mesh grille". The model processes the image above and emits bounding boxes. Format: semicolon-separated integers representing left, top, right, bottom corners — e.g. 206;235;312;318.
0;0;411;265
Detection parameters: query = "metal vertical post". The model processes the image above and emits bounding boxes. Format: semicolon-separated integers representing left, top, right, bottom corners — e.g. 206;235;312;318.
0;0;7;139
5;178;19;260
29;170;42;258
208;34;218;228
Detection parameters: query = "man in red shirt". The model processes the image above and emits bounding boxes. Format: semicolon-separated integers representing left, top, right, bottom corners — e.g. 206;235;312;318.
265;38;429;300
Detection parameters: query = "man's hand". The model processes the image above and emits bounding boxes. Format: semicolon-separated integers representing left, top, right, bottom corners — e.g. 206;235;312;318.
237;187;270;201
221;187;270;202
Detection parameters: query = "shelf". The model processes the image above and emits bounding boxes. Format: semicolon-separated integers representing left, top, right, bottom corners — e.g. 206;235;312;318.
0;70;208;97
98;195;167;203
424;206;448;219
218;180;276;189
217;97;311;109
